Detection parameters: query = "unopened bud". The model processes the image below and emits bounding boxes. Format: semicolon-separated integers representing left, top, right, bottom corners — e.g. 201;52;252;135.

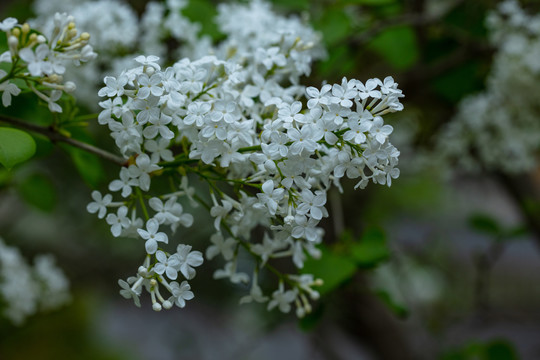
64;81;76;93
36;35;46;43
11;27;20;37
152;302;162;311
162;300;173;309
8;35;18;55
80;32;90;41
21;23;30;35
48;74;60;83
145;66;155;76
67;29;78;40
68;22;76;30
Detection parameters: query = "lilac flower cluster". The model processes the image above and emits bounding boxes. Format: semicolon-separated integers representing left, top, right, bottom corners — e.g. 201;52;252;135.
436;0;540;173
90;53;403;314
0;14;96;112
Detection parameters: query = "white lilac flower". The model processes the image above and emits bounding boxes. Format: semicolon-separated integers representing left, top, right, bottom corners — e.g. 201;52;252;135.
168;280;194;308
33;255;71;310
175;244;203;280
213;261;249;284
0;238;70;325
0;72;21;107
119;278;142;307
106;206;131;237
256;180;285;216
86;190;112;219
206;232;236;261
0;17;17;31
436;0;540;174
19;44;53;77
87;0;404;315
240;271;268;304
137;219;168;254
153;250;181;280
127;153;161;191
267;282;297;313
108;167;137;198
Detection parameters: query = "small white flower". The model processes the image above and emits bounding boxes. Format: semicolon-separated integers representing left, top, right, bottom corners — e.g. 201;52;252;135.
175;244;203;280
86;191;112;219
153;250;181;280
137;219;168;254
0;17;18;32
168;280;194;308
106;206;131;237
267;282;297;313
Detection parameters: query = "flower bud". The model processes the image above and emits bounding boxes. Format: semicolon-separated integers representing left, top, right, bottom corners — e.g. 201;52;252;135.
8;35;18;55
162;300;173;309
67;29;78;40
145;66;155;76
64;81;76;93
138;266;148;276
21;23;30;35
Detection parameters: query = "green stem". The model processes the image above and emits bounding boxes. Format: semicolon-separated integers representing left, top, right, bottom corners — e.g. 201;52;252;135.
238;145;262;153
136;188;150;220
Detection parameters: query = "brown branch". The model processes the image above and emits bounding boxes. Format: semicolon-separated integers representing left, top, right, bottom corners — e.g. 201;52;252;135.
0;115;127;166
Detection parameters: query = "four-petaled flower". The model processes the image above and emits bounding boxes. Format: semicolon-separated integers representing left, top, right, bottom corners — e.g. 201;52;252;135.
137;219;168;254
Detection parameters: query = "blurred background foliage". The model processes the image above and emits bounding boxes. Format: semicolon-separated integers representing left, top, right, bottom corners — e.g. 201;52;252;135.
1;0;540;359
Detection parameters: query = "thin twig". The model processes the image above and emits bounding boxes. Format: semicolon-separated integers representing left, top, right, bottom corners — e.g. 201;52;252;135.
0;115;127;166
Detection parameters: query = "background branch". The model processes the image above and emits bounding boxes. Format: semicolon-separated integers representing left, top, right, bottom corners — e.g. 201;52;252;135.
0;115;127;166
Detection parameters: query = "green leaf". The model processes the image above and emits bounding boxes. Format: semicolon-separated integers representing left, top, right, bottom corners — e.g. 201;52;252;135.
315;8;351;45
316;44;355;79
485;340;518;360
68;148;105;188
183;0;222;40
298;303;325;331
301;245;357;295
503;225;528;240
368;25;419;70
375;290;408;318
17;173;57;212
431;60;485;102
468;214;501;237
440;339;518;360
0;168;11;188
349;227;389;267
0;127;36;169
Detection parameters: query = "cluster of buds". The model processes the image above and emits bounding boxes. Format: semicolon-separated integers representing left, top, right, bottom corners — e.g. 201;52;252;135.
0;13;96;112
